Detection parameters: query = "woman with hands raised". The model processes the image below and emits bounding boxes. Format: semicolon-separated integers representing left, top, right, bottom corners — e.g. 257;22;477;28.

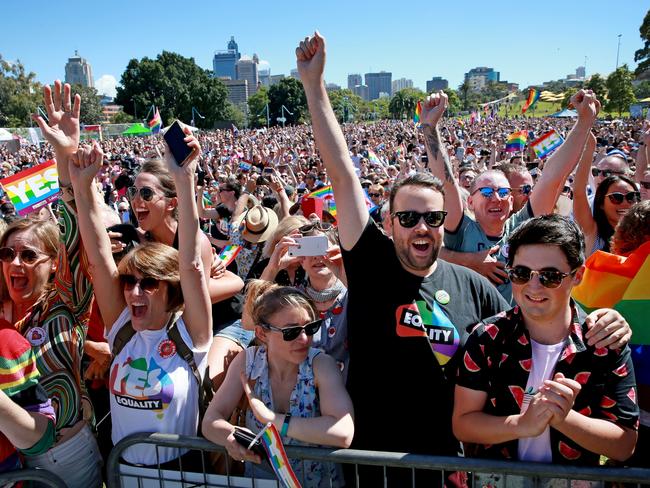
68;128;212;467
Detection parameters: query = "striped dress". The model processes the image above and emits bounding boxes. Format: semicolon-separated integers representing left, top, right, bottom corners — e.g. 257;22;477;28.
12;197;94;431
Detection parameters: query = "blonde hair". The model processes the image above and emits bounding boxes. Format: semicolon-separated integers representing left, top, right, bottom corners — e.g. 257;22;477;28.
262;215;310;258
244;279;317;331
117;242;183;312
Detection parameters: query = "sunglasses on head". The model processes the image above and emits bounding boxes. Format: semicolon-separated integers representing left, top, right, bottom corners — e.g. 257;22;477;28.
119;274;161;293
474;187;511;199
299;222;333;235
261;318;323;341
127;186;157;202
606;191;641;205
0;247;48;264
392;210;447;228
514;185;532;195
506;265;575;289
368;192;382;198
591;168;626;178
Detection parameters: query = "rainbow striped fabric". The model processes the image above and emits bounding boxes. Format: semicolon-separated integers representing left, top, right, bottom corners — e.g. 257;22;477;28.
148;108;162;134
367;149;382;166
505;130;527;152
572;241;650;345
0;160;59;216
218;244;242;267
413;100;422;124
522;88;541;114
306;185;337;217
530;129;564;159
259;423;301;488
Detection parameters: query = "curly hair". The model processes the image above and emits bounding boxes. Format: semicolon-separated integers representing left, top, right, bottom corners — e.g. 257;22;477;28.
610;200;650;256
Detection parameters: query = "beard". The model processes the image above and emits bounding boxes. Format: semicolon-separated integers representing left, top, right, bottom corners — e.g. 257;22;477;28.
394;238;441;273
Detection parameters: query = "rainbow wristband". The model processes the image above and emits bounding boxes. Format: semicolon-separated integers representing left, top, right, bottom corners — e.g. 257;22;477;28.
281;413;292;437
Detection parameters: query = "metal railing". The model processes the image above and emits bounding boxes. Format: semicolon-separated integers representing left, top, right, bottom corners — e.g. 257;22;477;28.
107;432;650;488
0;468;68;488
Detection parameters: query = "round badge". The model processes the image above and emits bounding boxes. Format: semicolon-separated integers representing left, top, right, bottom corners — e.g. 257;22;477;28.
328;326;336;338
500;244;510;259
435;290;450;305
158;339;177;359
27;326;47;347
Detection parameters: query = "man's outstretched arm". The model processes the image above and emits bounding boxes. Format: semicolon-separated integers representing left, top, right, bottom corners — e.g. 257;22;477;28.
296;32;368;250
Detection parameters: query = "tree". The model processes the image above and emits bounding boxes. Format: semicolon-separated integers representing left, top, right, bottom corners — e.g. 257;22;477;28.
634;9;650;76
388;88;425;120
367;97;390;120
267;78;307;126
247;86;270;128
115;51;229;129
444;89;462;115
328;89;364;123
110;110;134;124
223;102;245;128
585;74;608;103
605;65;636;116
634;80;650;99
561;88;578;109
0;55;41;127
70;84;103;125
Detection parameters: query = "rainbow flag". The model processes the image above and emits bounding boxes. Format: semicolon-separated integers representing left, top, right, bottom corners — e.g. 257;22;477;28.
367;149;382;166
522;88;541;114
0;160;59;216
572;241;650;345
413;100;422;125
148;107;162;133
505;130;527;153
218;244;242;267
259;423;301;488
530;129;564;159
306;185;376;218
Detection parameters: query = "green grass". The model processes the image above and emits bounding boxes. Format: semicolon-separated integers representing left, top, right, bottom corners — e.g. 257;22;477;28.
495;99;630;118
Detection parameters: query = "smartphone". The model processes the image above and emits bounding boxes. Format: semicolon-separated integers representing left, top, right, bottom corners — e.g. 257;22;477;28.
163;121;192;166
288;235;328;257
263;167;274;174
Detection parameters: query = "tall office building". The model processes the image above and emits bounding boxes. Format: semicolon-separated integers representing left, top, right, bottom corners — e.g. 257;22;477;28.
290;69;301;80
392;78;413;93
213;36;241;80
223;79;248;110
426;76;449;92
464;67;500;92
64;51;94;87
352;84;369;101
365;72;392;100
347;74;362;90
270;74;285;86
259;69;271;87
236;55;259;96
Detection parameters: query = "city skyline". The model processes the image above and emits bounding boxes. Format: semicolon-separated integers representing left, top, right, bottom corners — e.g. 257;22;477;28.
0;0;646;99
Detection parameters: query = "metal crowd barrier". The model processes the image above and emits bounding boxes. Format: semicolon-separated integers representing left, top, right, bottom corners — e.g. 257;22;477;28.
107;432;650;488
0;468;68;488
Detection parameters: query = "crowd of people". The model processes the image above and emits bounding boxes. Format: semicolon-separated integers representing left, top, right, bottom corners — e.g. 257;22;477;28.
0;32;648;488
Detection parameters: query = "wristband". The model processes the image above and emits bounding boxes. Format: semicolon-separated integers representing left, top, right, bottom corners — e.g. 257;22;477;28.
281;412;292;437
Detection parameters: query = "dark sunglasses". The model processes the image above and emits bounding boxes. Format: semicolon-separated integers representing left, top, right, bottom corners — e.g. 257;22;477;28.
127;186;157;202
0;247;48;264
119;274;161;293
562;186;572;194
506;265;575;289
261;319;323;341
392;210;447;228
474;187;511;199
606;191;641;205
591;168;626;178
299;223;333;235
514;185;532;195
640;181;650;190
219;187;234;192
118;208;129;213
368;192;382;198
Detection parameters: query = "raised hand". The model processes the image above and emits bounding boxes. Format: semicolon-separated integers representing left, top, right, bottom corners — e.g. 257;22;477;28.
296;31;326;86
68;142;104;190
162;123;201;177
32;80;81;156
570;89;601;123
420;91;449;128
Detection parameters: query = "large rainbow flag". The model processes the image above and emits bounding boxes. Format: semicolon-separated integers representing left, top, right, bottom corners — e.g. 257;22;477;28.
259;423;301;488
572;241;650;345
0;160;59;216
522;88;541;114
148;108;162;134
505;130;527;152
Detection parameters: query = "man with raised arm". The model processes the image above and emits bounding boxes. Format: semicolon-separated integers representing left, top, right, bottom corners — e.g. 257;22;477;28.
296;33;632;487
423;90;600;302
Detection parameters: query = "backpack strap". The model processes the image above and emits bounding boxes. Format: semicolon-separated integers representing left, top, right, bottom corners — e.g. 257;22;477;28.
111;321;137;358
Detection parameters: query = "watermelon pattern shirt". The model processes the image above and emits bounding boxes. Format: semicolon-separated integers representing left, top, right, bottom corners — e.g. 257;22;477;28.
456;303;639;465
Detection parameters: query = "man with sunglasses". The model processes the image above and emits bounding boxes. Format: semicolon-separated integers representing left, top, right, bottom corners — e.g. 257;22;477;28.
454;215;638;467
498;163;534;213
591;151;629;187
422;90;600;303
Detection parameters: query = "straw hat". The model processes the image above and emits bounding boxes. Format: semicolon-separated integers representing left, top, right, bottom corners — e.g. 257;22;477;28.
232;204;279;243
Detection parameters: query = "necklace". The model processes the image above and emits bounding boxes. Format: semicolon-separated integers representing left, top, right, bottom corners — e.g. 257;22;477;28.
305;279;344;303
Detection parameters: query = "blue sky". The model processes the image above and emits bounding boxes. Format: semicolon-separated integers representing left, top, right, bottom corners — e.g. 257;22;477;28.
1;0;647;97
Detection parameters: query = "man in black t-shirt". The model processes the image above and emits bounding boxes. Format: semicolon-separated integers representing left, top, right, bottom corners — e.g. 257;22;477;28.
295;32;632;486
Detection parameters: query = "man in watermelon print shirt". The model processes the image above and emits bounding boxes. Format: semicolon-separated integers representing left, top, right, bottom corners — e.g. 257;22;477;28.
453;215;638;465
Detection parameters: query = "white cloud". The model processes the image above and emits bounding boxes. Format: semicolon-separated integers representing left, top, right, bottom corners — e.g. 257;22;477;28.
95;74;117;98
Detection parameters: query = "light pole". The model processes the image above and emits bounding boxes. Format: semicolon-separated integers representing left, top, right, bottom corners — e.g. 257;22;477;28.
279;105;293;128
258;103;270;127
616;34;622;69
191;107;205;128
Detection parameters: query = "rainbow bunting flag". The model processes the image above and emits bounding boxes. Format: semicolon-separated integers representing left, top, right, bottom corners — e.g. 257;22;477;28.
505;130;527;153
148;108;162;134
530;129;564;159
259;423;302;488
413;100;422;125
573;242;650;345
521;88;541;114
218;244;242;267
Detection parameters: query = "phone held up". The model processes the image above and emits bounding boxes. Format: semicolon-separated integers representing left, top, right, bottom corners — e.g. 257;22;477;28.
163;120;193;166
288;235;329;257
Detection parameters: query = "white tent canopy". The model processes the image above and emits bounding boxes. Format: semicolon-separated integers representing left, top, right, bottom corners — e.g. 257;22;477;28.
0;128;14;141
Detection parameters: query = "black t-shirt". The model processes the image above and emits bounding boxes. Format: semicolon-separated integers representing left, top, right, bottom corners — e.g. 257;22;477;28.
210;204;232;241
342;218;508;456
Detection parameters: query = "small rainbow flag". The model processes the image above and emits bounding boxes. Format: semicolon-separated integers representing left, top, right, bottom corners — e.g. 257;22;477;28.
148;107;162;134
306;185;376;218
505;130;527;153
259;423;301;488
521;88;541;114
218;244;242;267
530;129;564;159
573;242;650;345
413;100;422;125
367;149;382;166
